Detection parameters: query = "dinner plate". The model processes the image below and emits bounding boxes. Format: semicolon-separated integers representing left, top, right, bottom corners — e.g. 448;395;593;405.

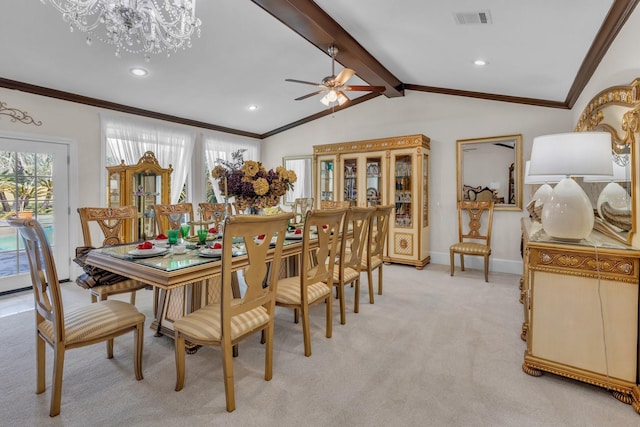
198;248;222;258
285;232;304;240
127;247;168;258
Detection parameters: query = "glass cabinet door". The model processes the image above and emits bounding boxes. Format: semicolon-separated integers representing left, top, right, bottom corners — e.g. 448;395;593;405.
394;155;412;227
343;157;358;204
366;156;383;206
133;173;161;239
319;159;334;201
108;172;121;207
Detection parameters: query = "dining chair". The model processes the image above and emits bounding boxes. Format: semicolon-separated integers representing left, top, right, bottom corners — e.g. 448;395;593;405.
8;216;145;417
291;197;314;224
198;202;229;232
153;202;195;235
275;208;345;356
360;204;393;301
450;200;495;282
173;212;293;412
328;206;374;324
77;206;148;304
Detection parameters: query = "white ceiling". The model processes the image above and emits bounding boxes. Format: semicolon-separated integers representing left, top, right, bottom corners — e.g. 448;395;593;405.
0;1;620;137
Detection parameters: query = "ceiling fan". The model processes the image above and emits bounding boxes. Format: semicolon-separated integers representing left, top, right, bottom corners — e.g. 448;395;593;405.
286;45;385;107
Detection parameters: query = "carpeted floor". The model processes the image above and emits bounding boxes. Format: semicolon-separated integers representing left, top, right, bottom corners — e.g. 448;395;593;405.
1;264;638;426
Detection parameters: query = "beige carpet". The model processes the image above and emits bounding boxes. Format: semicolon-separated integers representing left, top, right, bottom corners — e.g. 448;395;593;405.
1;264;638;426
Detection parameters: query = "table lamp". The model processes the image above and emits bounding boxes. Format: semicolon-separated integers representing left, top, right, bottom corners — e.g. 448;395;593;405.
529;132;613;241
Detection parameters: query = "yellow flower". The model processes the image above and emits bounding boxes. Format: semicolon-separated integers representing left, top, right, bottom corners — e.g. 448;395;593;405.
253;177;269;195
287;170;297;183
211;165;227;179
241;160;260;177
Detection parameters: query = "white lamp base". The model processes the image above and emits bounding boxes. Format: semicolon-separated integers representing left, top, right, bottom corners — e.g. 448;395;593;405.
597;181;631;218
532;183;553;208
541;178;594;241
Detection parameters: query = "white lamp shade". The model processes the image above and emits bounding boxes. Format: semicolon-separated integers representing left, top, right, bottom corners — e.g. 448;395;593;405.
529;132;613;177
524;161;563;184
541;178;594;241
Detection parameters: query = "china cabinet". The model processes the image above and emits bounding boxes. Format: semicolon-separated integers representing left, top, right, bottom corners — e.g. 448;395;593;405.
106;151;172;240
521;218;640;415
313;134;430;268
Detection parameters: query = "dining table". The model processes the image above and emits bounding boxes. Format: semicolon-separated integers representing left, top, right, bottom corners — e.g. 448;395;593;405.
85;232;311;341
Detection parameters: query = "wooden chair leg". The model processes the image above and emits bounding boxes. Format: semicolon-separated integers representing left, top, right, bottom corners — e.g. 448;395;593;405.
367;268;375;304
325;294;332;339
301;303;311;357
50;345;65;417
354;279;360;313
36;335;46;394
264;321;274;381
450;250;455;276
129;290;137;305
294;308;299;324
484;255;489;282
377;264;383;295
106;338;114;359
338;283;346;325
221;339;236;412
174;334;186;391
460;254;465;271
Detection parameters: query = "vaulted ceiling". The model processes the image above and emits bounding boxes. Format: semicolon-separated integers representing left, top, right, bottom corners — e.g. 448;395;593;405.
0;1;636;138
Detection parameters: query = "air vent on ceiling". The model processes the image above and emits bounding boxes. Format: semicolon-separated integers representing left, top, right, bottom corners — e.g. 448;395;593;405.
454;10;492;25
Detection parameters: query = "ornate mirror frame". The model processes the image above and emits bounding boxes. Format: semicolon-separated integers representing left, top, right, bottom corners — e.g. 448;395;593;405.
282;155;314;205
575;78;640;246
456;134;523;211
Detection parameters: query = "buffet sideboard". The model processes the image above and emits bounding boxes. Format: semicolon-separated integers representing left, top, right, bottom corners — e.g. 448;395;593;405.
521;218;640;414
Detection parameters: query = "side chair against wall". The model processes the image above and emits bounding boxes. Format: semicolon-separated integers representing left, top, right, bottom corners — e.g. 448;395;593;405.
173;212;293;412
291;197;314;224
275;208;345;356
327;206;375;324
8;216;145;417
361;204;394;301
449;200;495;282
77;206;148;304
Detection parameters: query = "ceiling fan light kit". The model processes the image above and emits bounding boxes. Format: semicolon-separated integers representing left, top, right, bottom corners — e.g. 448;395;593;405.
42;0;202;61
286;44;384;108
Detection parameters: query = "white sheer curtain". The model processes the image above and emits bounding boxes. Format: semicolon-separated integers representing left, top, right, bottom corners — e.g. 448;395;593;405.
203;131;261;202
102;114;195;203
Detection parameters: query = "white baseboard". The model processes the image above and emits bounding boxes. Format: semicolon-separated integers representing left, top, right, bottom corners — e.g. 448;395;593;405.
429;251;523;275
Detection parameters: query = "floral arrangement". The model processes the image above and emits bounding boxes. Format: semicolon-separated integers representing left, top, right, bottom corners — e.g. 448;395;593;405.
212;150;297;211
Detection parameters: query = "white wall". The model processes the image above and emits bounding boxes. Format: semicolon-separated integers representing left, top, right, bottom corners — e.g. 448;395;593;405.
262;91;572;273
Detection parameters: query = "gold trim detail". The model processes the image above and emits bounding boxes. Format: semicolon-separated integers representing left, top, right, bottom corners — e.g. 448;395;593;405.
0;100;42;126
529;248;638;283
313;134;430;155
393;232;413;256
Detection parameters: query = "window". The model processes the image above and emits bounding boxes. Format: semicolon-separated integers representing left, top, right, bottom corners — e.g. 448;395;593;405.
102;115;195;203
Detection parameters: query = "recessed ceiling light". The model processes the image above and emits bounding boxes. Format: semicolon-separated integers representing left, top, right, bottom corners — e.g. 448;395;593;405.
248;104;259;111
473;59;487;66
129;67;149;77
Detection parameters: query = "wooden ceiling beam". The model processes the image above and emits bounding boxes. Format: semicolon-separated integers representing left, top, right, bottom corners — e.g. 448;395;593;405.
250;0;404;98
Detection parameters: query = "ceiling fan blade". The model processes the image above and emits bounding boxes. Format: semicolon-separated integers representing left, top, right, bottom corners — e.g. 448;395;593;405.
285;78;324;87
343;85;386;92
335;68;355;85
294;90;326;101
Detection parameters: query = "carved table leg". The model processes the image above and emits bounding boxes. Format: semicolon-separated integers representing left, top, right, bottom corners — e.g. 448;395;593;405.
520;323;528;342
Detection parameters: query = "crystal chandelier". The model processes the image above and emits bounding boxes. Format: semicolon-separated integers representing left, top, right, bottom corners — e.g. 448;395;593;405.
42;0;202;61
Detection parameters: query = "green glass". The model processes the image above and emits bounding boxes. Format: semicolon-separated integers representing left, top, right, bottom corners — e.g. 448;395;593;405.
197;229;208;245
167;229;179;245
180;225;191;240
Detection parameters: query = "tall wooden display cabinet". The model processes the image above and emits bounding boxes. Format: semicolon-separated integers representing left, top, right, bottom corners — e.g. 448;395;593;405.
106;151;172;240
313;134;430;269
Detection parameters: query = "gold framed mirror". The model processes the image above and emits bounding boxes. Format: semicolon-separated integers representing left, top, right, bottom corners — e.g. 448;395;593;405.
575;78;639;245
456;134;523;211
282;155;314;205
